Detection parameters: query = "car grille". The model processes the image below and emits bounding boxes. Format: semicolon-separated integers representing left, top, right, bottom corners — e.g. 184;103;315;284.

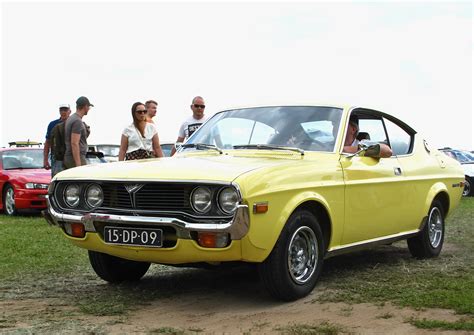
101;183;191;211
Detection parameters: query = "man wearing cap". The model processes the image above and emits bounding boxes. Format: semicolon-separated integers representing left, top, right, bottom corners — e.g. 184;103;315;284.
63;96;94;169
43;104;71;176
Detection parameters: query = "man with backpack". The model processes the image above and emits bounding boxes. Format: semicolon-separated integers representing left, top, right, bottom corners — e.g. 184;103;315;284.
43;104;71;177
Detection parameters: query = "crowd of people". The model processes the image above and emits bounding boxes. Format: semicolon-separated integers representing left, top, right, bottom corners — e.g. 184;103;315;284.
43;95;208;177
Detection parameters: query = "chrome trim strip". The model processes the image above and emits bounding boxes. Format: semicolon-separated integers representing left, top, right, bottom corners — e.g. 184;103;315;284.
48;204;250;240
325;229;420;258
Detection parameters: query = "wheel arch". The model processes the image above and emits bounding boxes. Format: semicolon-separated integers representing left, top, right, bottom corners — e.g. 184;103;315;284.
294;200;332;252
424;182;450;219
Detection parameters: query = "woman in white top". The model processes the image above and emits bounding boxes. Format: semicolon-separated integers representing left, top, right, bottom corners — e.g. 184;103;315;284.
118;102;164;161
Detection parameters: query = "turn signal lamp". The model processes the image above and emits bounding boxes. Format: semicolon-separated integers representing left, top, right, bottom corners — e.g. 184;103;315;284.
197;232;229;248
71;223;86;238
253;202;269;214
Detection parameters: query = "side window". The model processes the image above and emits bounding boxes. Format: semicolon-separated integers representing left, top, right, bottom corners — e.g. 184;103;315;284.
384;118;412;155
358;119;388;144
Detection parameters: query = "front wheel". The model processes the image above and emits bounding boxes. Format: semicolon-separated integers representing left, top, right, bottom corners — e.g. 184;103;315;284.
3;185;17;216
88;251;151;283
258;209;325;301
407;200;445;259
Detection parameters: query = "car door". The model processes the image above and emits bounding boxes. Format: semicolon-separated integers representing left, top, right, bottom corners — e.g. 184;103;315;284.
340;114;412;245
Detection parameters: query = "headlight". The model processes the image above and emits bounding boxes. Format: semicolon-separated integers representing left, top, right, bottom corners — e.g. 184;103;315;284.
191;187;212;213
218;187;239;214
25;183;49;189
64;184;80;207
85;184;103;208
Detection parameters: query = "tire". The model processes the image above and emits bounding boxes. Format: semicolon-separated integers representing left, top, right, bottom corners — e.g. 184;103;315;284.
462;177;471;197
258;209;325;301
3;185;17;216
407;200;445;259
88;251;150;283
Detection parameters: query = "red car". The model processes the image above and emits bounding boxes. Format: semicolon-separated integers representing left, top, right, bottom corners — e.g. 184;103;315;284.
0;147;51;215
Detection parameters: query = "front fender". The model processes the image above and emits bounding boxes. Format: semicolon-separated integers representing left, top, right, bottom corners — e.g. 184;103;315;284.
241;190;338;262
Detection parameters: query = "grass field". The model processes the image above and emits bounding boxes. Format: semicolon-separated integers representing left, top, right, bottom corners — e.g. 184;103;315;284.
0;198;473;332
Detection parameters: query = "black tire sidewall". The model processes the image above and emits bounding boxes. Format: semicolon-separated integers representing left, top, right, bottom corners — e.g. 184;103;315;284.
422;200;445;256
260;209;325;300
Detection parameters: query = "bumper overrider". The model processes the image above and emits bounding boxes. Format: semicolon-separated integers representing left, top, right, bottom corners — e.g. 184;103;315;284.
44;199;250;241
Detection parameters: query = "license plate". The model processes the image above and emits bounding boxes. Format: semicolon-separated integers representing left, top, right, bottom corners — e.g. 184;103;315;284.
104;226;163;247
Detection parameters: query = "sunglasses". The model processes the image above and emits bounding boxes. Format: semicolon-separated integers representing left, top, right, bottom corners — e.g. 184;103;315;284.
193;104;206;109
135;110;147;114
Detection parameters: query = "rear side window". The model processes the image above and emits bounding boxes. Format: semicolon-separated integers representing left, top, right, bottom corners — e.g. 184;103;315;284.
384;118;412;155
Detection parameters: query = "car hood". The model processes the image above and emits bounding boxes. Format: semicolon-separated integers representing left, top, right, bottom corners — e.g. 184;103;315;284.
4;169;51;184
54;153;305;182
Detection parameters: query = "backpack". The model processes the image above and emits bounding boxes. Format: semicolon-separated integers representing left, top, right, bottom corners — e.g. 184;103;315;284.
51;122;66;161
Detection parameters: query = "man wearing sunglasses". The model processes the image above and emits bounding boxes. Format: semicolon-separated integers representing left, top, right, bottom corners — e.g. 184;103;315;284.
171;96;208;156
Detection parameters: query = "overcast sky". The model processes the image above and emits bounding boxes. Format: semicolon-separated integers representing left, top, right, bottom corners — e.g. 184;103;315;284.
1;1;472;150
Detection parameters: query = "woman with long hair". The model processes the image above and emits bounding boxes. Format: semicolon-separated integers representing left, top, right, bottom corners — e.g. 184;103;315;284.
118;102;164;161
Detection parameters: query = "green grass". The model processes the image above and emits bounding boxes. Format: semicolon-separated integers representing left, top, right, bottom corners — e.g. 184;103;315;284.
275;321;347;335
408;318;474;331
0;215;89;279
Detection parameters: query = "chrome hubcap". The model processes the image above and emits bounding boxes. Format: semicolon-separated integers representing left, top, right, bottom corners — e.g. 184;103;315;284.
428;207;443;248
288;226;318;284
5;188;15;215
463;179;470;197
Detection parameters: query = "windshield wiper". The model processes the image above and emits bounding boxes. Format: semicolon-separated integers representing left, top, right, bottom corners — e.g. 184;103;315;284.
233;144;304;156
181;143;223;154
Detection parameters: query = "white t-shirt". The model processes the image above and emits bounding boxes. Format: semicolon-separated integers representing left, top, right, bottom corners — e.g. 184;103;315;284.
122;123;157;153
178;116;208;140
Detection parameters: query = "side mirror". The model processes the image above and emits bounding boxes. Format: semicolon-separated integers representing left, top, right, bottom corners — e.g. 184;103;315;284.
345;142;382;158
174;142;183;151
363;144;382;158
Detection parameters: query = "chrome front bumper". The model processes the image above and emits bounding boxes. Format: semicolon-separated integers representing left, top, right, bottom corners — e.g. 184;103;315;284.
46;204;250;240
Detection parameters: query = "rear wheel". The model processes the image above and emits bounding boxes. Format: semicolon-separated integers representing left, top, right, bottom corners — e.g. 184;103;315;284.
407;200;444;259
258;209;325;301
463;177;471;197
3;185;17;216
88;251;151;283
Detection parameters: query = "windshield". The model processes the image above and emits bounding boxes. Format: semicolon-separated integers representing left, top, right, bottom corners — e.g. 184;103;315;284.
185;106;343;153
1;149;44;169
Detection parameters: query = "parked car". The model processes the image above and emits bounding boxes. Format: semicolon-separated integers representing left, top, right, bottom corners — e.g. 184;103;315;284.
88;144;120;162
85;151;108;165
44;105;464;301
439;148;474;196
1;147;50;215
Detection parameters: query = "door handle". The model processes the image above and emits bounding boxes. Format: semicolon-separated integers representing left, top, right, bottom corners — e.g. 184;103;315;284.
394;167;402;176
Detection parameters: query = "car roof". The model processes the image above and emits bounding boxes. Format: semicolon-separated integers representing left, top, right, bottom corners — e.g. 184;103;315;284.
0;147;43;152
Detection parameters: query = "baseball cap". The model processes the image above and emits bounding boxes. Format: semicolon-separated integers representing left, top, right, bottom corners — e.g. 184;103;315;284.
76;96;94;107
59;104;70;109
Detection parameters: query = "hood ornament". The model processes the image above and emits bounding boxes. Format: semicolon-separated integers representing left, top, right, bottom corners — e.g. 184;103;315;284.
125;184;144;194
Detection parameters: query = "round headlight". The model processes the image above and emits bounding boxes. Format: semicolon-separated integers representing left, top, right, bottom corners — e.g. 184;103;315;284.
191;187;212;213
218;187;239;214
64;184;80;207
86;184;103;208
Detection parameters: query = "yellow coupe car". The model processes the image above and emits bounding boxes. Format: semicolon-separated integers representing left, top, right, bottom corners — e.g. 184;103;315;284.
44;105;464;301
